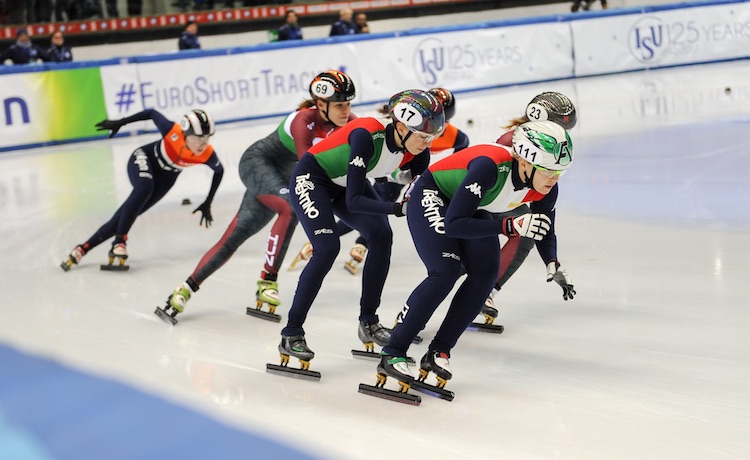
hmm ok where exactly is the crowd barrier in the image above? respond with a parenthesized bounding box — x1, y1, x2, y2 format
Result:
(1, 0, 749, 152)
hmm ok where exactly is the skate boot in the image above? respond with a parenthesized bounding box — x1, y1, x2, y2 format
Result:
(101, 240, 129, 271)
(358, 320, 391, 349)
(419, 350, 452, 387)
(378, 353, 416, 383)
(343, 243, 367, 275)
(248, 279, 282, 322)
(288, 242, 313, 270)
(352, 320, 396, 359)
(411, 350, 456, 401)
(155, 283, 191, 325)
(358, 353, 421, 405)
(467, 292, 504, 333)
(266, 335, 321, 381)
(256, 280, 280, 312)
(481, 296, 499, 325)
(60, 245, 86, 271)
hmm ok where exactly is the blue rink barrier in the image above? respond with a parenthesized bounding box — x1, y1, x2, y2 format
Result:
(0, 343, 317, 460)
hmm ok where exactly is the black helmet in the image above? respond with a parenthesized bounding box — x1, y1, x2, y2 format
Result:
(180, 109, 215, 137)
(309, 70, 356, 102)
(428, 87, 455, 121)
(525, 92, 577, 130)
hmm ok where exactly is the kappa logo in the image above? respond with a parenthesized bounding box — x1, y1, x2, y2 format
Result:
(349, 156, 366, 168)
(465, 182, 482, 197)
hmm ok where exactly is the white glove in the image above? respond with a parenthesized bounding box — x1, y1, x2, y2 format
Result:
(502, 213, 551, 241)
(546, 261, 576, 300)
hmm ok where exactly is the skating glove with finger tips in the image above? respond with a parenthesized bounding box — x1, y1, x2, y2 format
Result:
(193, 200, 213, 228)
(95, 119, 124, 138)
(546, 260, 576, 300)
(502, 213, 551, 241)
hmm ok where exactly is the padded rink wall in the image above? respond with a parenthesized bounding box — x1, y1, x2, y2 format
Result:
(1, 0, 749, 152)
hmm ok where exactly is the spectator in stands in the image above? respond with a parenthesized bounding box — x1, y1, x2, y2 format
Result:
(1, 28, 50, 65)
(104, 0, 118, 18)
(178, 21, 201, 50)
(571, 0, 608, 12)
(355, 12, 369, 34)
(278, 10, 302, 41)
(47, 30, 73, 62)
(329, 8, 356, 36)
(128, 0, 142, 17)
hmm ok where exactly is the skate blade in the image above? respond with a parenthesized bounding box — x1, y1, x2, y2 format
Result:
(351, 350, 415, 363)
(343, 262, 358, 275)
(287, 254, 306, 270)
(358, 383, 421, 405)
(266, 363, 321, 381)
(466, 322, 504, 334)
(411, 380, 455, 401)
(100, 264, 130, 271)
(154, 307, 178, 325)
(246, 307, 281, 323)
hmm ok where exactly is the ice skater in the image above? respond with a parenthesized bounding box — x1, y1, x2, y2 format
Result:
(61, 108, 222, 271)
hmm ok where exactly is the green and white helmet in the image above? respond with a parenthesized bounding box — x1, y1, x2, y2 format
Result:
(511, 120, 573, 171)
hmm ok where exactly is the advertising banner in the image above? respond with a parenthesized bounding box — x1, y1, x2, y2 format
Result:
(354, 22, 574, 102)
(99, 47, 362, 132)
(572, 2, 750, 76)
(1, 68, 107, 150)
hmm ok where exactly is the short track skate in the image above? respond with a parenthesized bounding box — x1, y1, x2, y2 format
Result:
(246, 303, 281, 322)
(411, 378, 455, 401)
(467, 302, 504, 333)
(287, 242, 312, 270)
(60, 259, 75, 271)
(358, 373, 421, 406)
(248, 281, 282, 322)
(467, 312, 504, 334)
(154, 302, 180, 325)
(410, 352, 455, 401)
(100, 254, 129, 271)
(351, 343, 415, 363)
(266, 353, 321, 381)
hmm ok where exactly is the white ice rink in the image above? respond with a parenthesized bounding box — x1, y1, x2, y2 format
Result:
(2, 58, 750, 458)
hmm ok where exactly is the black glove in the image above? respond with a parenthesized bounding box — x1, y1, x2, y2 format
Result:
(546, 261, 576, 300)
(95, 119, 124, 138)
(393, 201, 407, 218)
(192, 200, 213, 228)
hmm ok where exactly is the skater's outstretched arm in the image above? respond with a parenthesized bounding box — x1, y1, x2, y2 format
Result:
(95, 109, 172, 138)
